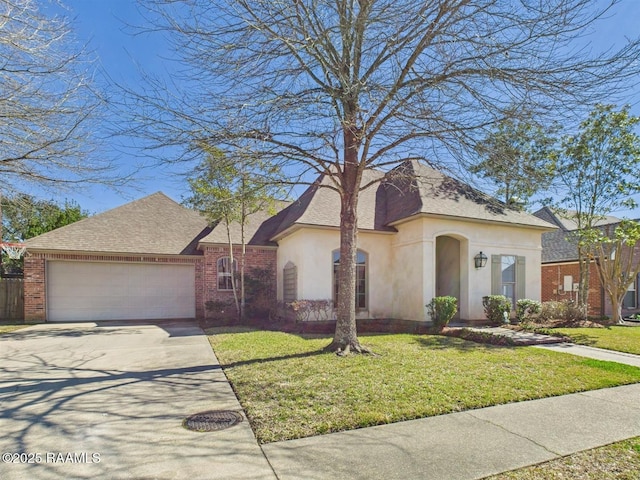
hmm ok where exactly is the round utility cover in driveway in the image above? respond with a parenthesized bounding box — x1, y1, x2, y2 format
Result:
(183, 410, 244, 432)
(47, 261, 195, 321)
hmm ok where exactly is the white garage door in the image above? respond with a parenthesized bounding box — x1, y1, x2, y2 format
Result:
(47, 261, 196, 322)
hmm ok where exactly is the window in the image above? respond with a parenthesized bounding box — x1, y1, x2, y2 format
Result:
(217, 257, 237, 291)
(333, 250, 367, 309)
(501, 255, 517, 307)
(491, 255, 525, 308)
(623, 275, 637, 309)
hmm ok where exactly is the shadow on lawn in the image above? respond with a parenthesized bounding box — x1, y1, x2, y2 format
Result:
(218, 349, 329, 369)
(412, 335, 485, 352)
(561, 333, 598, 346)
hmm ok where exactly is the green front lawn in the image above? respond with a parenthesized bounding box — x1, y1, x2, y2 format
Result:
(547, 326, 640, 355)
(207, 328, 640, 444)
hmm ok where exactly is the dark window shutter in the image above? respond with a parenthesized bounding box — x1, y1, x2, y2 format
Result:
(283, 262, 297, 303)
(491, 255, 501, 295)
(516, 256, 526, 301)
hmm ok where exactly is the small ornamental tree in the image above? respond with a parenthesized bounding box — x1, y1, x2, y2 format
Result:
(185, 144, 285, 320)
(583, 220, 640, 324)
(552, 104, 640, 316)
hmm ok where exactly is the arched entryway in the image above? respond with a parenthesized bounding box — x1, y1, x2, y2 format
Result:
(436, 235, 462, 319)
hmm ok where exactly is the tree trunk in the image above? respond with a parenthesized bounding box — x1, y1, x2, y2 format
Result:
(240, 200, 246, 322)
(325, 140, 370, 355)
(225, 218, 241, 321)
(576, 245, 590, 319)
(611, 294, 624, 324)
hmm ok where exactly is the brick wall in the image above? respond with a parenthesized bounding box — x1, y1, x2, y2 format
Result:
(23, 256, 46, 322)
(201, 245, 277, 318)
(541, 261, 603, 316)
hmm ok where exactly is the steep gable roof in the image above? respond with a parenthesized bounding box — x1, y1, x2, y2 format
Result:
(25, 192, 211, 255)
(269, 161, 554, 240)
(534, 207, 625, 263)
(384, 161, 554, 228)
(270, 169, 394, 240)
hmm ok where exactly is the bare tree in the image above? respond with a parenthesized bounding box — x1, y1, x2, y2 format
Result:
(124, 0, 640, 354)
(0, 0, 112, 199)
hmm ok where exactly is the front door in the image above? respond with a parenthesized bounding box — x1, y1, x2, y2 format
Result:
(436, 236, 460, 319)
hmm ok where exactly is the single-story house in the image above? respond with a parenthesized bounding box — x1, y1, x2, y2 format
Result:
(535, 206, 640, 318)
(24, 160, 554, 323)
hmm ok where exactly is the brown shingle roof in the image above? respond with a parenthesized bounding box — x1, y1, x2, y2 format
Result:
(25, 192, 211, 255)
(271, 161, 554, 239)
(270, 169, 396, 240)
(384, 161, 554, 228)
(198, 200, 290, 247)
(25, 163, 556, 256)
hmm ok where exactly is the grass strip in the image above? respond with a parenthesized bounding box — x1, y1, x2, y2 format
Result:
(546, 326, 640, 355)
(0, 324, 28, 335)
(488, 436, 640, 479)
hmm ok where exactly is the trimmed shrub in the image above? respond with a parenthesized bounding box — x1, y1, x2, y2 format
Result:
(538, 300, 565, 322)
(244, 266, 277, 318)
(288, 299, 334, 322)
(563, 301, 585, 322)
(538, 300, 585, 322)
(482, 295, 512, 325)
(205, 299, 238, 323)
(516, 299, 542, 323)
(426, 296, 458, 331)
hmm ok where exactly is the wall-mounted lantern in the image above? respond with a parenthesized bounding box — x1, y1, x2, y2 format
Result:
(474, 251, 488, 269)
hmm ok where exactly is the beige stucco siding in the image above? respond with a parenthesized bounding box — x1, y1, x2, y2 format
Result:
(276, 228, 394, 318)
(276, 216, 544, 322)
(393, 216, 543, 321)
(388, 219, 428, 321)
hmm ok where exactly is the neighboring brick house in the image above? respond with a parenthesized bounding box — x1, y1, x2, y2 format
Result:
(535, 207, 640, 319)
(23, 161, 555, 323)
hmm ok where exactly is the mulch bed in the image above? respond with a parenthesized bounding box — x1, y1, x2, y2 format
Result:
(441, 327, 519, 346)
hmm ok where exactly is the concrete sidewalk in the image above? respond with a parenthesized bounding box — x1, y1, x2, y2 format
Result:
(262, 338, 640, 480)
(263, 384, 640, 480)
(535, 342, 640, 368)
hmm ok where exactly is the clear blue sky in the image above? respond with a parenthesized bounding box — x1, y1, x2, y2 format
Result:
(49, 0, 640, 216)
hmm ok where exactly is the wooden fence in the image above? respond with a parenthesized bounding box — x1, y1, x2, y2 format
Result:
(0, 278, 24, 321)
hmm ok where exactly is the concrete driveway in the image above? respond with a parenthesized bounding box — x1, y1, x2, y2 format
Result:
(0, 322, 275, 480)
